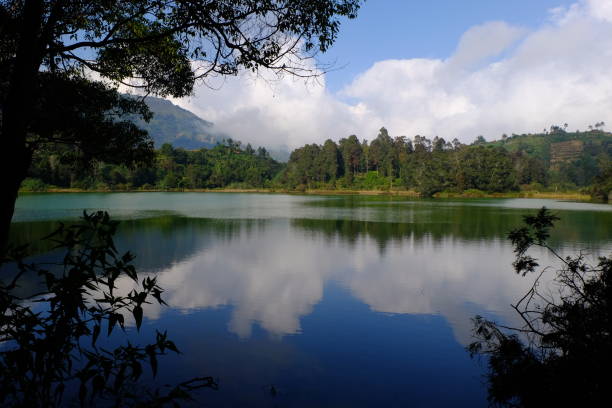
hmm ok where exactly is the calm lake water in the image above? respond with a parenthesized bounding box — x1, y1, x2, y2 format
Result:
(8, 193, 612, 407)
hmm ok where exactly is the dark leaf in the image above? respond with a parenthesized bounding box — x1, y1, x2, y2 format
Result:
(133, 306, 143, 331)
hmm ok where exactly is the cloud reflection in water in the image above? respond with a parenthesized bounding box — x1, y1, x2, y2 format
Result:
(118, 217, 550, 344)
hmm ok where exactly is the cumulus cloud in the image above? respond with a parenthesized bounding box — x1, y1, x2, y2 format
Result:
(171, 69, 372, 150)
(173, 0, 612, 148)
(446, 21, 527, 70)
(588, 0, 612, 22)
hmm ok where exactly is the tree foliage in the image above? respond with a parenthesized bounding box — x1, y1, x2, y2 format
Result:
(26, 140, 282, 190)
(589, 156, 612, 202)
(1, 0, 363, 92)
(26, 74, 155, 167)
(0, 0, 363, 249)
(281, 129, 610, 196)
(0, 211, 217, 407)
(469, 208, 612, 407)
(282, 131, 528, 195)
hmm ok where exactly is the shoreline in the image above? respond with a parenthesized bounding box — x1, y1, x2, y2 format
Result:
(20, 188, 594, 201)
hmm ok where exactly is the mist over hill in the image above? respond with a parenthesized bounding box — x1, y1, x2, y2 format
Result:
(130, 96, 223, 150)
(131, 96, 290, 162)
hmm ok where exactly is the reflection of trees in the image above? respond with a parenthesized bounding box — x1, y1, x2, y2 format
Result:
(114, 217, 268, 272)
(8, 217, 269, 271)
(3, 217, 269, 298)
(292, 206, 612, 254)
(294, 209, 525, 254)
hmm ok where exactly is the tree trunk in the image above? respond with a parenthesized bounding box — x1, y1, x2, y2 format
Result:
(0, 0, 44, 252)
(0, 147, 31, 251)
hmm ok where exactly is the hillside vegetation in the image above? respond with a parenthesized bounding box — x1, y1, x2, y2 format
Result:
(21, 125, 611, 201)
(279, 128, 611, 199)
(132, 96, 224, 150)
(24, 141, 281, 191)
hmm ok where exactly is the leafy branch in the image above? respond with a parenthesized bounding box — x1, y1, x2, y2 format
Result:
(469, 207, 611, 407)
(0, 211, 217, 407)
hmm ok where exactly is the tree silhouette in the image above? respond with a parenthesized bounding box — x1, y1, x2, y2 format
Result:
(469, 208, 611, 407)
(0, 211, 217, 407)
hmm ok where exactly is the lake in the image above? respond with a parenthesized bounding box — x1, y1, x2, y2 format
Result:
(8, 193, 612, 407)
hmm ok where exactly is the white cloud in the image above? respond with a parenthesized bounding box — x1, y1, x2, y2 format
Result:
(173, 0, 612, 148)
(588, 0, 612, 22)
(446, 21, 527, 70)
(172, 70, 372, 150)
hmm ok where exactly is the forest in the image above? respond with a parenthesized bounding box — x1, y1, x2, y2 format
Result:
(24, 139, 282, 191)
(281, 127, 611, 198)
(21, 127, 611, 200)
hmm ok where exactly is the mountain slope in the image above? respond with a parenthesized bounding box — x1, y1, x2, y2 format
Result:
(488, 131, 612, 164)
(132, 96, 224, 149)
(130, 96, 290, 161)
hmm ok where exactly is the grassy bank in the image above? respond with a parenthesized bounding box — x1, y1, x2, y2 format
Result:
(433, 190, 592, 200)
(31, 187, 418, 196)
(20, 187, 595, 201)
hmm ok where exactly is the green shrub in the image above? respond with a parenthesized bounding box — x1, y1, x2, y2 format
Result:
(19, 178, 47, 192)
(461, 189, 487, 197)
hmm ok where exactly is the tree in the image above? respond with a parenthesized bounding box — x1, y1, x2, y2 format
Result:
(413, 135, 431, 153)
(473, 135, 487, 145)
(513, 151, 547, 187)
(339, 134, 363, 183)
(0, 0, 363, 249)
(469, 208, 612, 406)
(412, 144, 449, 197)
(590, 158, 612, 202)
(432, 136, 446, 152)
(368, 127, 395, 177)
(321, 139, 341, 183)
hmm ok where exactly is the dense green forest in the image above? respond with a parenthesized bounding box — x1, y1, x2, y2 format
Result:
(24, 140, 282, 190)
(22, 127, 611, 200)
(281, 127, 611, 197)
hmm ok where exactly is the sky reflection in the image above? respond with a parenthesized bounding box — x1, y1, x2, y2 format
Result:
(10, 195, 612, 406)
(113, 217, 560, 346)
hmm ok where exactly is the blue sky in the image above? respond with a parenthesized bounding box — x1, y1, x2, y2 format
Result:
(179, 0, 612, 148)
(324, 0, 576, 92)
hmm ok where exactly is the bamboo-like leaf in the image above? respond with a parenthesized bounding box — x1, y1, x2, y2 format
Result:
(92, 324, 101, 347)
(133, 306, 143, 330)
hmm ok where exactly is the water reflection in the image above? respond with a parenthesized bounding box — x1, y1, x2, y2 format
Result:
(8, 195, 612, 407)
(101, 217, 577, 346)
(9, 206, 611, 346)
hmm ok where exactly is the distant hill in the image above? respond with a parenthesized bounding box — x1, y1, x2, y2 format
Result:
(129, 96, 225, 150)
(488, 130, 612, 165)
(129, 96, 289, 162)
